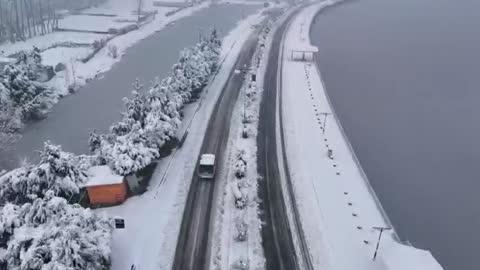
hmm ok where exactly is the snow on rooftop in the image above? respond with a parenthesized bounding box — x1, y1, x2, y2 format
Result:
(200, 154, 215, 165)
(84, 165, 125, 187)
(291, 44, 318, 52)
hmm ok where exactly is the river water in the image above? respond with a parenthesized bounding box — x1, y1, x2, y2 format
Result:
(0, 3, 260, 170)
(311, 0, 480, 269)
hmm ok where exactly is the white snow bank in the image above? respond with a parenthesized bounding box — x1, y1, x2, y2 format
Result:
(379, 236, 444, 270)
(280, 1, 443, 270)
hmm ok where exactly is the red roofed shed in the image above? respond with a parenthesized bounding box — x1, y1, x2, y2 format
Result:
(84, 166, 128, 206)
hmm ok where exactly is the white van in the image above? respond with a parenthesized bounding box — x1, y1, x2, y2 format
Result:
(198, 154, 216, 180)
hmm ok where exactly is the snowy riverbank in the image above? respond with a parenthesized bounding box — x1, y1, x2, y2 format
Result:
(279, 1, 443, 270)
(0, 0, 208, 109)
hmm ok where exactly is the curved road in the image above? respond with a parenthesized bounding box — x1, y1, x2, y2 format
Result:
(257, 8, 313, 270)
(172, 28, 259, 270)
(173, 7, 317, 270)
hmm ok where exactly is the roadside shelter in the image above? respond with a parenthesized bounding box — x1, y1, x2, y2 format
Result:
(84, 166, 128, 206)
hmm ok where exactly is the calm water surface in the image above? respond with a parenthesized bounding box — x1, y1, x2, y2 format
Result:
(311, 0, 480, 269)
(0, 3, 260, 170)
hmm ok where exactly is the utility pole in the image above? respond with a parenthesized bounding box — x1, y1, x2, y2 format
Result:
(372, 226, 392, 261)
(197, 27, 203, 42)
(137, 0, 142, 22)
(318, 112, 332, 134)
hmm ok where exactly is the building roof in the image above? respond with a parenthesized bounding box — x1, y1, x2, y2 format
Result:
(200, 154, 215, 166)
(292, 44, 319, 53)
(83, 165, 124, 187)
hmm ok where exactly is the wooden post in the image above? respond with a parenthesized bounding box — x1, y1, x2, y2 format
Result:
(372, 226, 392, 261)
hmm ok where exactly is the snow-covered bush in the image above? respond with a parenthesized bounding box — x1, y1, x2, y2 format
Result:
(231, 258, 249, 270)
(99, 129, 159, 176)
(0, 193, 113, 270)
(231, 182, 247, 209)
(234, 150, 247, 179)
(245, 83, 257, 99)
(0, 50, 53, 122)
(108, 44, 119, 59)
(2, 63, 44, 107)
(0, 142, 87, 205)
(15, 47, 43, 81)
(0, 102, 22, 133)
(90, 29, 221, 176)
(93, 38, 108, 51)
(234, 218, 248, 242)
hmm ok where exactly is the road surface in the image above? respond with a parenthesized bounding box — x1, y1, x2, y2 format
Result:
(172, 28, 260, 270)
(257, 8, 313, 270)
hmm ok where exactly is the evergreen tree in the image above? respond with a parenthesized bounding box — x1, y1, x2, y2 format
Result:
(0, 142, 87, 205)
(0, 194, 113, 270)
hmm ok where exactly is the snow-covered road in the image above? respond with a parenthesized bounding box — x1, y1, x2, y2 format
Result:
(94, 9, 269, 270)
(279, 1, 443, 270)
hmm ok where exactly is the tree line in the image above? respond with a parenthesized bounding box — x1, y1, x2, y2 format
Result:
(90, 29, 222, 176)
(0, 0, 105, 43)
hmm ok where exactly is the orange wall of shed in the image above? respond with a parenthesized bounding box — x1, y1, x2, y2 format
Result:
(87, 181, 127, 205)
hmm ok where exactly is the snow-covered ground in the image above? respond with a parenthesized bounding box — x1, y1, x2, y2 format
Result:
(93, 7, 268, 270)
(219, 0, 267, 5)
(58, 15, 134, 32)
(44, 1, 207, 95)
(0, 0, 205, 101)
(279, 1, 443, 270)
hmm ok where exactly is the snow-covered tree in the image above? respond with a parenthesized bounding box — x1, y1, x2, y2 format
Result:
(2, 63, 42, 106)
(0, 142, 87, 205)
(234, 150, 247, 179)
(0, 55, 52, 121)
(234, 218, 248, 242)
(92, 31, 222, 175)
(122, 90, 148, 127)
(88, 130, 102, 153)
(0, 193, 113, 270)
(100, 128, 159, 176)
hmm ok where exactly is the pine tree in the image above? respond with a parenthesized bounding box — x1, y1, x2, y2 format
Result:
(0, 142, 87, 205)
(0, 194, 113, 270)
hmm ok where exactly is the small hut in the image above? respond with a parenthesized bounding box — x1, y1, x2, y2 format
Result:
(84, 166, 128, 206)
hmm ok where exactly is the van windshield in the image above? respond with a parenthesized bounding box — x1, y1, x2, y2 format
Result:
(199, 164, 214, 175)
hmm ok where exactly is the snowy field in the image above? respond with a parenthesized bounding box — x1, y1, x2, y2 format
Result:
(93, 7, 268, 270)
(0, 0, 200, 100)
(42, 2, 208, 97)
(58, 15, 135, 32)
(41, 47, 92, 67)
(0, 32, 103, 56)
(279, 1, 443, 270)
